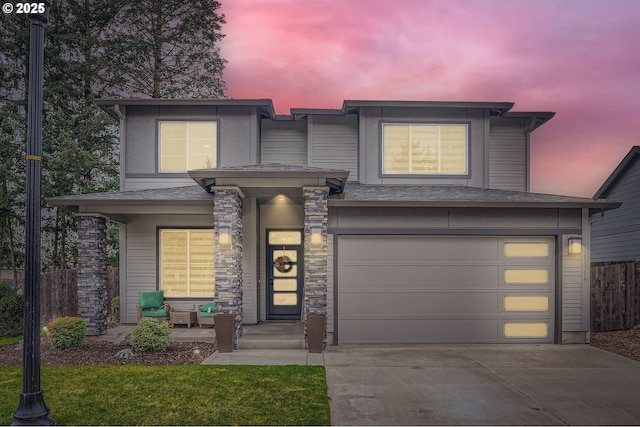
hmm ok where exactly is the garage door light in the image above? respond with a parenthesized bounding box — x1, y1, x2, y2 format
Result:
(568, 237, 582, 255)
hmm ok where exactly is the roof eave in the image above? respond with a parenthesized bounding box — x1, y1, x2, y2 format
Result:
(95, 98, 277, 119)
(499, 111, 556, 131)
(188, 169, 350, 193)
(341, 100, 515, 114)
(328, 199, 622, 212)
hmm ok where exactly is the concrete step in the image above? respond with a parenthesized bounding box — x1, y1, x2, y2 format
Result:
(237, 335, 305, 350)
(237, 321, 304, 350)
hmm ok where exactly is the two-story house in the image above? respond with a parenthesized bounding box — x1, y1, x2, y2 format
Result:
(47, 99, 619, 348)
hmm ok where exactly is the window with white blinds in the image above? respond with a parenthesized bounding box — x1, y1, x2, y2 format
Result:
(159, 121, 217, 172)
(382, 123, 468, 174)
(159, 229, 215, 297)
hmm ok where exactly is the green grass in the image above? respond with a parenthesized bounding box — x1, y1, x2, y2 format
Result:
(0, 336, 21, 346)
(0, 365, 330, 425)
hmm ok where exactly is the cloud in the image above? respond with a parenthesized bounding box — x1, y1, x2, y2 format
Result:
(219, 0, 640, 196)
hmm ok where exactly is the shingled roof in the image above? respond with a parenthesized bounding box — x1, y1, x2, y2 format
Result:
(47, 181, 620, 216)
(329, 183, 620, 214)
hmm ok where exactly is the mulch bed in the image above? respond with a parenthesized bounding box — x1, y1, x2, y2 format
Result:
(0, 338, 215, 366)
(590, 329, 640, 362)
(2, 330, 639, 366)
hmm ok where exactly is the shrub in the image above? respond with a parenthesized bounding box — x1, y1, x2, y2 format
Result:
(47, 317, 87, 350)
(107, 296, 121, 328)
(0, 281, 24, 337)
(131, 317, 171, 352)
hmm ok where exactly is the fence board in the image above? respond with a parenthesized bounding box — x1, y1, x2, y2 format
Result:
(591, 261, 640, 332)
(36, 268, 119, 324)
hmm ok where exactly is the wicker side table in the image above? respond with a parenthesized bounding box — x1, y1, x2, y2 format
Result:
(170, 310, 197, 328)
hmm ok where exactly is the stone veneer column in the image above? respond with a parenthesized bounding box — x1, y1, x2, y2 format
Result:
(212, 186, 244, 349)
(77, 214, 108, 336)
(303, 186, 329, 350)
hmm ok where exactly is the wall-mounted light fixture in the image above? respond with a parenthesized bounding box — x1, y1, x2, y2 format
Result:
(219, 227, 231, 249)
(310, 226, 322, 248)
(568, 237, 582, 255)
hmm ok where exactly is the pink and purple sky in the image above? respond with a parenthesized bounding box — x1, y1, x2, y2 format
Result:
(218, 0, 640, 198)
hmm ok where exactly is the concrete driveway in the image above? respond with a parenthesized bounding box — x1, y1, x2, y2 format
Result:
(324, 344, 640, 425)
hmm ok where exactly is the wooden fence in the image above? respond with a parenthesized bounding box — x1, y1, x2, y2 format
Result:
(591, 261, 640, 332)
(39, 268, 119, 323)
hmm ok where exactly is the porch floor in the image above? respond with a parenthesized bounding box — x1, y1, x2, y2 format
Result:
(98, 320, 304, 348)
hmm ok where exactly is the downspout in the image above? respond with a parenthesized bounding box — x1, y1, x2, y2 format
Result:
(524, 117, 540, 193)
(113, 104, 125, 191)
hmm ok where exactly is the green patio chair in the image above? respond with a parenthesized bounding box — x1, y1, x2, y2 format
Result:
(197, 303, 216, 328)
(136, 290, 170, 322)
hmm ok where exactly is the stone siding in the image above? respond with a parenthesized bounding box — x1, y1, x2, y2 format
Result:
(212, 187, 244, 349)
(77, 215, 108, 336)
(303, 186, 329, 349)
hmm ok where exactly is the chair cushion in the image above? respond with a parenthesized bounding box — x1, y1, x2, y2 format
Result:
(142, 308, 168, 318)
(139, 291, 164, 310)
(200, 303, 216, 313)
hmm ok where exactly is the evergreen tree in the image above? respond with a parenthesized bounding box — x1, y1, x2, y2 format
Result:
(40, 0, 121, 269)
(106, 0, 227, 98)
(0, 14, 30, 283)
(0, 0, 228, 272)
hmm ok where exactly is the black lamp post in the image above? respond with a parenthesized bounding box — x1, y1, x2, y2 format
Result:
(13, 1, 54, 425)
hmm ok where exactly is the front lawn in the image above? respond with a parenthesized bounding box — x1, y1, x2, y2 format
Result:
(0, 365, 330, 425)
(0, 337, 21, 347)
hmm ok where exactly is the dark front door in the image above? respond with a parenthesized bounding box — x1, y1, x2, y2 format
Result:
(267, 230, 303, 320)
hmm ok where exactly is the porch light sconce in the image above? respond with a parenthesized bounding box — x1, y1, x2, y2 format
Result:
(310, 226, 322, 248)
(568, 237, 582, 255)
(218, 227, 232, 249)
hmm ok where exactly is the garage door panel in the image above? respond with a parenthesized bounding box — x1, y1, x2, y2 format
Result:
(337, 236, 554, 344)
(340, 318, 499, 343)
(339, 265, 499, 289)
(340, 236, 500, 261)
(339, 291, 499, 315)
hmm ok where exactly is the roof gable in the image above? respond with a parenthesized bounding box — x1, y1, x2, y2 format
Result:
(594, 146, 640, 198)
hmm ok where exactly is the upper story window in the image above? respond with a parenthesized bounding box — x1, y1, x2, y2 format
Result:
(382, 123, 468, 175)
(159, 121, 217, 172)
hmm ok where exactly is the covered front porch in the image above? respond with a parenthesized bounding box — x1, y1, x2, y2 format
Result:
(47, 164, 349, 352)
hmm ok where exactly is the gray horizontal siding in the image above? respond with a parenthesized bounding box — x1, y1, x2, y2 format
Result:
(123, 177, 196, 191)
(261, 119, 307, 165)
(592, 159, 640, 262)
(562, 236, 584, 331)
(310, 115, 358, 179)
(489, 120, 527, 191)
(123, 214, 214, 323)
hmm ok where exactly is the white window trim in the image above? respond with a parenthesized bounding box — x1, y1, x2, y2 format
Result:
(381, 122, 469, 176)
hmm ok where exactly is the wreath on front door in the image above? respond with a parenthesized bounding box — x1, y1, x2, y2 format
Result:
(274, 255, 293, 273)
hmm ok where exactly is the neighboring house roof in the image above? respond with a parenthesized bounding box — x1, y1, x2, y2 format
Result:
(329, 182, 620, 215)
(593, 146, 640, 199)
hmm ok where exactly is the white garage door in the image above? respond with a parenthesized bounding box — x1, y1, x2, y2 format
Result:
(337, 236, 555, 344)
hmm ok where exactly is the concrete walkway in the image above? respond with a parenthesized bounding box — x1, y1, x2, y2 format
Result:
(324, 344, 640, 426)
(202, 349, 324, 365)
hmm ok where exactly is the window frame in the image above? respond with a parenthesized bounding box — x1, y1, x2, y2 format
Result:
(157, 227, 215, 299)
(379, 121, 471, 177)
(156, 119, 220, 174)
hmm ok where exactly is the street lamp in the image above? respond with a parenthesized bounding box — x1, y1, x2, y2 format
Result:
(13, 1, 55, 425)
